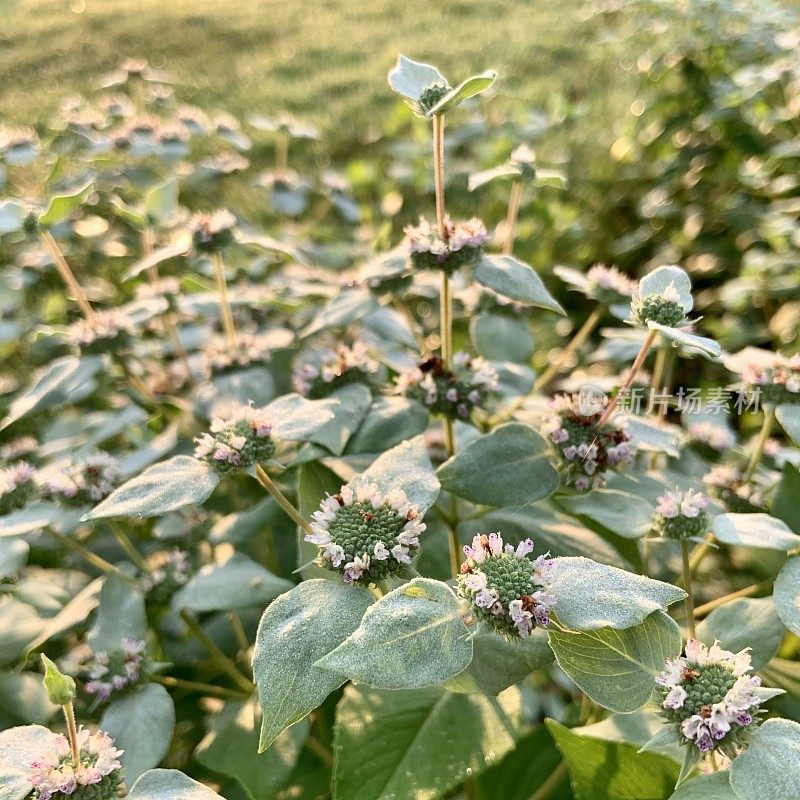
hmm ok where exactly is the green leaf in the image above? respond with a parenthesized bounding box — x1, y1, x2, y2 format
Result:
(427, 70, 498, 116)
(771, 463, 800, 532)
(144, 178, 179, 224)
(195, 698, 308, 800)
(0, 200, 27, 234)
(468, 164, 523, 191)
(333, 683, 522, 800)
(266, 393, 339, 442)
(445, 629, 553, 695)
(647, 322, 721, 360)
(172, 552, 291, 613)
(548, 611, 682, 713)
(546, 719, 680, 800)
(474, 255, 565, 312)
(0, 672, 54, 725)
(297, 462, 345, 580)
(306, 384, 372, 455)
(696, 597, 784, 669)
(774, 556, 800, 636)
(669, 772, 737, 799)
(100, 684, 175, 785)
(0, 598, 44, 668)
(1, 356, 102, 430)
(638, 265, 693, 313)
(471, 313, 535, 362)
(676, 745, 702, 787)
(775, 404, 800, 446)
(301, 289, 378, 338)
(88, 574, 147, 652)
(123, 242, 188, 281)
(550, 557, 686, 630)
(83, 456, 221, 521)
(0, 725, 56, 800)
(38, 182, 93, 227)
(345, 397, 428, 454)
(729, 718, 800, 800)
(127, 769, 224, 800)
(712, 513, 800, 551)
(559, 489, 654, 539)
(252, 579, 373, 752)
(317, 578, 472, 689)
(0, 538, 28, 575)
(438, 423, 558, 507)
(358, 435, 440, 514)
(387, 55, 446, 98)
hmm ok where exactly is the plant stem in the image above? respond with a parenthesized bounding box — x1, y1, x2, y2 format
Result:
(534, 306, 603, 393)
(503, 179, 523, 255)
(443, 417, 456, 459)
(527, 762, 568, 800)
(681, 540, 696, 639)
(212, 250, 238, 349)
(179, 609, 255, 694)
(276, 131, 289, 173)
(49, 529, 133, 581)
(62, 701, 80, 767)
(255, 464, 314, 538)
(40, 230, 98, 323)
(391, 298, 426, 354)
(709, 750, 719, 772)
(229, 611, 250, 654)
(596, 329, 658, 428)
(150, 674, 250, 700)
(432, 113, 452, 370)
(744, 405, 775, 482)
(694, 579, 772, 619)
(109, 522, 149, 573)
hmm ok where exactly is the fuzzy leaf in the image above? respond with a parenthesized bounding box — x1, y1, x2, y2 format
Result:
(668, 772, 737, 799)
(638, 265, 693, 312)
(712, 513, 800, 551)
(0, 200, 27, 234)
(427, 70, 498, 116)
(474, 255, 565, 312)
(0, 725, 55, 800)
(647, 322, 721, 359)
(774, 556, 800, 636)
(775, 404, 800, 445)
(39, 182, 93, 227)
(729, 719, 800, 800)
(127, 769, 224, 800)
(88, 574, 147, 652)
(266, 393, 339, 441)
(387, 55, 446, 104)
(560, 489, 653, 539)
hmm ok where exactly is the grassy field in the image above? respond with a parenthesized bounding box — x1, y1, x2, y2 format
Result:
(0, 0, 635, 144)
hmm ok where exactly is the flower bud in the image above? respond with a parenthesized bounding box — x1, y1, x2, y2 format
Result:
(41, 654, 76, 706)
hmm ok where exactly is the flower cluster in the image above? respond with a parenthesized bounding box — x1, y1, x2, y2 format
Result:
(202, 332, 273, 376)
(84, 638, 148, 702)
(457, 533, 555, 639)
(741, 353, 800, 406)
(0, 461, 37, 515)
(404, 216, 488, 274)
(653, 488, 710, 540)
(0, 436, 38, 461)
(38, 453, 122, 506)
(190, 209, 237, 253)
(630, 281, 689, 328)
(68, 309, 136, 355)
(28, 728, 123, 800)
(306, 482, 425, 585)
(194, 404, 276, 473)
(292, 342, 379, 398)
(687, 421, 735, 453)
(395, 353, 498, 420)
(543, 394, 634, 490)
(141, 549, 191, 606)
(656, 639, 766, 754)
(703, 465, 765, 512)
(586, 264, 637, 307)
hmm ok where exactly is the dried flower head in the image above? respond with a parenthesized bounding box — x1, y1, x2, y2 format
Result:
(68, 309, 137, 355)
(395, 353, 498, 420)
(741, 353, 800, 406)
(702, 465, 766, 513)
(0, 461, 37, 515)
(543, 393, 634, 490)
(84, 638, 148, 702)
(306, 482, 425, 585)
(457, 532, 555, 638)
(194, 404, 276, 473)
(28, 727, 123, 800)
(656, 639, 767, 755)
(292, 342, 380, 398)
(37, 453, 122, 506)
(190, 209, 237, 253)
(405, 216, 488, 274)
(653, 488, 710, 540)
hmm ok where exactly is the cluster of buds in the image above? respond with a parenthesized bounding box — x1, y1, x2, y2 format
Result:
(28, 728, 124, 800)
(141, 549, 191, 606)
(190, 209, 237, 253)
(306, 482, 425, 585)
(687, 421, 735, 453)
(0, 461, 37, 515)
(202, 332, 273, 376)
(630, 281, 689, 328)
(585, 264, 637, 307)
(543, 393, 634, 490)
(741, 354, 800, 406)
(702, 465, 765, 512)
(292, 342, 380, 398)
(405, 216, 488, 274)
(656, 639, 766, 755)
(194, 404, 276, 473)
(38, 453, 122, 506)
(457, 533, 555, 639)
(395, 353, 498, 420)
(84, 638, 148, 702)
(68, 309, 136, 355)
(653, 488, 710, 540)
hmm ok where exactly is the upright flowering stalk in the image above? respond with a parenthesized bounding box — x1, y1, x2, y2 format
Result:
(656, 640, 769, 759)
(653, 488, 710, 637)
(456, 532, 555, 638)
(67, 309, 137, 356)
(306, 482, 425, 585)
(388, 55, 496, 457)
(404, 216, 489, 274)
